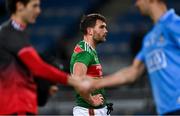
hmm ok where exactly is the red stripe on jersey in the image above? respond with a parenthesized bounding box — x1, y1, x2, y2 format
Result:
(87, 64, 103, 77)
(74, 45, 84, 53)
(88, 109, 95, 116)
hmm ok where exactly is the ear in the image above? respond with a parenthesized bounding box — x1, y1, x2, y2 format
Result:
(87, 27, 93, 35)
(16, 2, 25, 12)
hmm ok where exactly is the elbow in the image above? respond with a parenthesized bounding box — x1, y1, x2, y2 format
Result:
(29, 67, 38, 76)
(28, 65, 42, 77)
(31, 69, 39, 76)
(126, 69, 140, 84)
(126, 76, 137, 84)
(129, 77, 136, 83)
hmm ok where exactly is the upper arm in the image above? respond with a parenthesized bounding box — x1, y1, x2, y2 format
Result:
(73, 62, 87, 77)
(18, 46, 45, 73)
(72, 51, 93, 77)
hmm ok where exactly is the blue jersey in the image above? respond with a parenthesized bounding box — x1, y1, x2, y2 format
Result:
(136, 9, 180, 115)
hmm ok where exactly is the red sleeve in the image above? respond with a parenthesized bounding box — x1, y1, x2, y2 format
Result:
(18, 46, 68, 85)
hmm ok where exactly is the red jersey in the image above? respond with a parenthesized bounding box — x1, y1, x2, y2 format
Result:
(0, 20, 37, 114)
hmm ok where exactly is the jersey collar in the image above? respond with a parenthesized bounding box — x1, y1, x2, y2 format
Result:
(159, 9, 175, 23)
(83, 40, 96, 51)
(11, 19, 26, 31)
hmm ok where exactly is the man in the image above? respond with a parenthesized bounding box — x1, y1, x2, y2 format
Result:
(90, 0, 180, 115)
(70, 14, 110, 116)
(0, 0, 90, 115)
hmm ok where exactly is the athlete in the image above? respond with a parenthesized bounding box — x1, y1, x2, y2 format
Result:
(91, 0, 180, 115)
(70, 13, 111, 116)
(0, 0, 90, 114)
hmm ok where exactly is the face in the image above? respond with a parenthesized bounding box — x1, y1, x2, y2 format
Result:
(135, 0, 151, 15)
(18, 0, 41, 24)
(92, 19, 108, 44)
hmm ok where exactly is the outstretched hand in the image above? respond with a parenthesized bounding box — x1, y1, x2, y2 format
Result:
(68, 74, 105, 106)
(69, 75, 96, 94)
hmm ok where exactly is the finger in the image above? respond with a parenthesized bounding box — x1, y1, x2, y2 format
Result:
(99, 100, 104, 105)
(96, 94, 103, 98)
(97, 94, 104, 100)
(100, 96, 104, 101)
(97, 94, 103, 97)
(97, 97, 104, 103)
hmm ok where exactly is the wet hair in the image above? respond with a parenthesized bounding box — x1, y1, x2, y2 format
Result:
(6, 0, 30, 15)
(80, 13, 106, 35)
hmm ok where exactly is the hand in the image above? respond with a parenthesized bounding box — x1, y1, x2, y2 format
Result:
(68, 75, 96, 95)
(68, 75, 103, 106)
(89, 94, 104, 107)
(49, 85, 59, 96)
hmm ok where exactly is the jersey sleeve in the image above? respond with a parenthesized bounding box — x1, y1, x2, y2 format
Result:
(74, 51, 93, 67)
(18, 46, 68, 84)
(135, 47, 145, 63)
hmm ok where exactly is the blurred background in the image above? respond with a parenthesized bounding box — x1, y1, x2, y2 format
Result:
(0, 0, 180, 115)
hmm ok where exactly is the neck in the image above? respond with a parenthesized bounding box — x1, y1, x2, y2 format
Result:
(83, 35, 96, 49)
(149, 2, 167, 23)
(11, 14, 27, 27)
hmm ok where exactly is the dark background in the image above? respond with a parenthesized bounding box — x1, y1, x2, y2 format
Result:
(0, 0, 180, 115)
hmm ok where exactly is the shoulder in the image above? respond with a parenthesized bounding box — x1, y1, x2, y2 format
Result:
(164, 12, 180, 31)
(73, 41, 84, 54)
(0, 21, 8, 40)
(0, 20, 11, 35)
(74, 41, 92, 54)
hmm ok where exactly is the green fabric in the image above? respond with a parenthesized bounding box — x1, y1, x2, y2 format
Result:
(70, 41, 107, 109)
(74, 51, 93, 67)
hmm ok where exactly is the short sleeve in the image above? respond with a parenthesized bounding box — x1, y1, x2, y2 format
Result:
(135, 48, 145, 63)
(74, 51, 93, 67)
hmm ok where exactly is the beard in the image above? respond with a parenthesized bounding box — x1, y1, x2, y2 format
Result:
(93, 36, 106, 44)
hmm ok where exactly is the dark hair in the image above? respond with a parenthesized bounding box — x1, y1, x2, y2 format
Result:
(6, 0, 30, 15)
(80, 13, 106, 35)
(159, 0, 166, 3)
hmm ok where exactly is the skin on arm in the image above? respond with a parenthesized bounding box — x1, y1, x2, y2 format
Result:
(94, 59, 145, 89)
(73, 62, 104, 106)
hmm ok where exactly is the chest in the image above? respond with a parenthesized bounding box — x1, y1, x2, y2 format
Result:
(87, 52, 103, 77)
(144, 27, 167, 50)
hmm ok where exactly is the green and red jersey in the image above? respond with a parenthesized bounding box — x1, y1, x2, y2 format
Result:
(70, 41, 106, 108)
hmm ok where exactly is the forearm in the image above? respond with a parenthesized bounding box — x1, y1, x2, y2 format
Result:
(78, 90, 103, 107)
(95, 67, 140, 89)
(72, 62, 103, 106)
(18, 46, 69, 85)
(32, 61, 69, 85)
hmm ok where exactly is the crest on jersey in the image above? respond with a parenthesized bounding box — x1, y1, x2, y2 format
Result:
(74, 45, 84, 53)
(157, 35, 166, 46)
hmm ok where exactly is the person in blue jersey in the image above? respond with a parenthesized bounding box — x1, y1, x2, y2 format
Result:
(87, 0, 180, 115)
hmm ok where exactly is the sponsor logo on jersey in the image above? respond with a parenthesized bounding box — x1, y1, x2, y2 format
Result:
(87, 64, 102, 77)
(146, 49, 167, 73)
